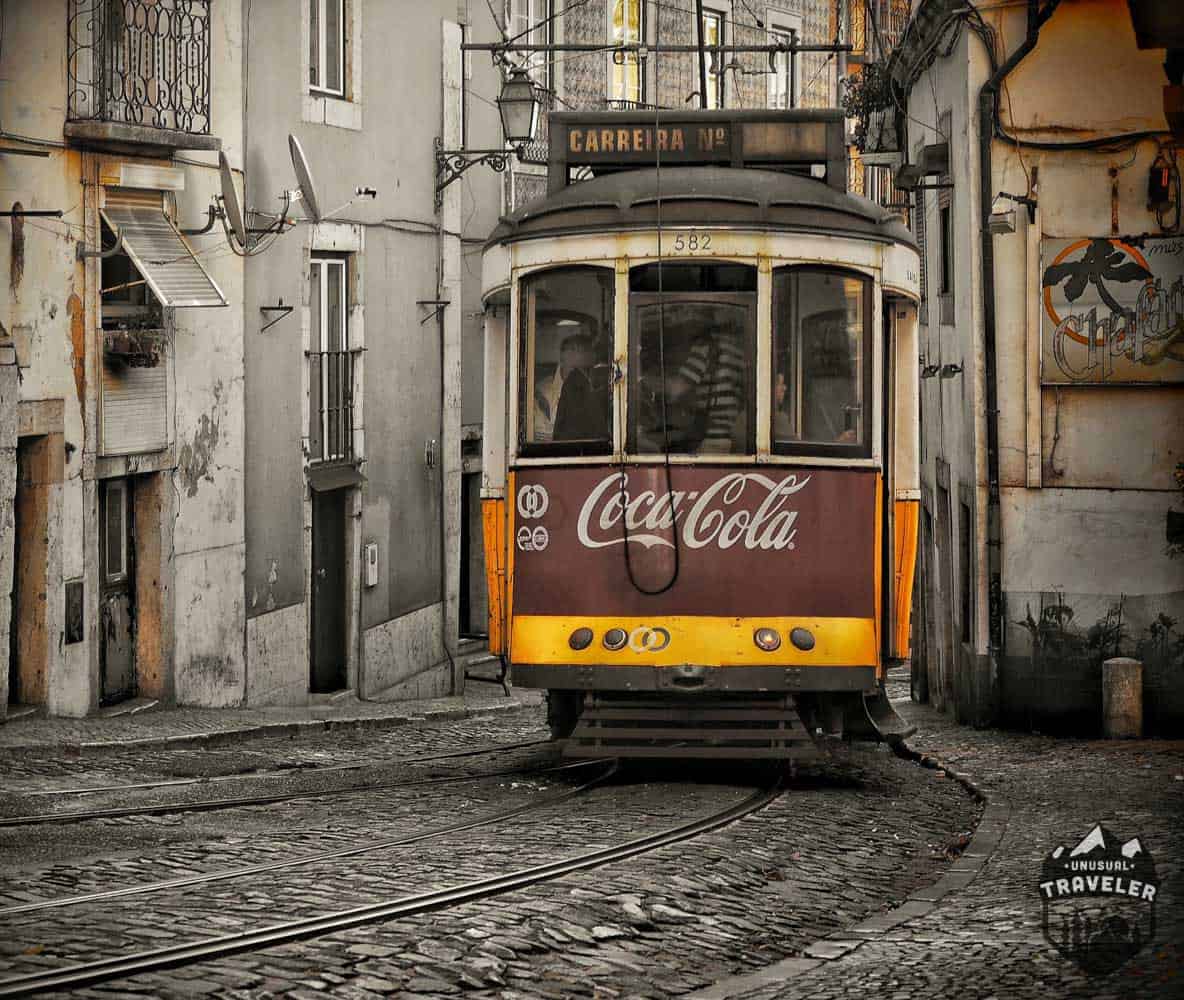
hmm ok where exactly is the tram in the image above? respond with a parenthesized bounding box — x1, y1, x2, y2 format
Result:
(479, 110, 920, 758)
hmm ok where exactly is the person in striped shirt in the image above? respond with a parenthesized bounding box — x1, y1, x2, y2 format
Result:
(667, 327, 748, 454)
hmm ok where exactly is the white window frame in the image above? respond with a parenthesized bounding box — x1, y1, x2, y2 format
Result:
(310, 0, 346, 98)
(510, 0, 552, 85)
(702, 8, 725, 109)
(310, 256, 349, 462)
(607, 0, 644, 105)
(766, 8, 803, 110)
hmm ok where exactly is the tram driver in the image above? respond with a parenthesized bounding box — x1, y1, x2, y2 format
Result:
(661, 325, 747, 454)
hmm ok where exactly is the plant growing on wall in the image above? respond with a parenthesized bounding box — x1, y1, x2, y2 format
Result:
(840, 62, 894, 153)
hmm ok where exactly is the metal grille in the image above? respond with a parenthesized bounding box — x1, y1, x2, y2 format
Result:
(309, 349, 358, 465)
(101, 348, 168, 456)
(67, 0, 212, 134)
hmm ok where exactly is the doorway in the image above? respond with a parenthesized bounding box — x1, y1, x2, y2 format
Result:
(9, 436, 52, 706)
(311, 487, 348, 692)
(99, 477, 136, 704)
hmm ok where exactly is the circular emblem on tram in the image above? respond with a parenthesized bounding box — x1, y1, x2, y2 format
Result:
(531, 526, 549, 552)
(517, 483, 549, 520)
(628, 626, 671, 653)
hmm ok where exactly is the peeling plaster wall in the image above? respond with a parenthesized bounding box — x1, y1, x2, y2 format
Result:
(242, 1, 480, 704)
(0, 3, 90, 716)
(1, 2, 246, 715)
(909, 0, 1184, 733)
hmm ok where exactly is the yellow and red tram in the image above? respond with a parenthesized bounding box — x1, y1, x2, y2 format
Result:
(479, 111, 920, 758)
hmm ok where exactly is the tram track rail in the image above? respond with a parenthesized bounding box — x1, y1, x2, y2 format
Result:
(0, 760, 611, 918)
(0, 776, 780, 997)
(9, 738, 551, 799)
(0, 742, 558, 828)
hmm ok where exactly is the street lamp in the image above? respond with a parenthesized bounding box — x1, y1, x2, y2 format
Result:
(435, 67, 541, 209)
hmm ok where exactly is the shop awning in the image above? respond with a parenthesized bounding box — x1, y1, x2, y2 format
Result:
(100, 189, 227, 308)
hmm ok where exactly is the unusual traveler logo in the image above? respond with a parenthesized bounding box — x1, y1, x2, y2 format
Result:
(1042, 237, 1184, 383)
(1039, 823, 1160, 975)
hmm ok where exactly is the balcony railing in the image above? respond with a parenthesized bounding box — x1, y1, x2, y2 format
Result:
(309, 349, 359, 465)
(67, 0, 212, 136)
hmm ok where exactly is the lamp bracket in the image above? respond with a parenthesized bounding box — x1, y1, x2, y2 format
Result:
(435, 137, 521, 210)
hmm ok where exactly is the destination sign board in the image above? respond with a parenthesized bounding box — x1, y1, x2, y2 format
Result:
(566, 123, 732, 162)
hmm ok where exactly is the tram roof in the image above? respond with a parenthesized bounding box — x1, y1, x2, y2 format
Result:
(486, 167, 917, 251)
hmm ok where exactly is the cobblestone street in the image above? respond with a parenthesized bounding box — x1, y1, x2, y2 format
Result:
(0, 678, 1176, 998)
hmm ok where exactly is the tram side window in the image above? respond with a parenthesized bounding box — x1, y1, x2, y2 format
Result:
(519, 267, 614, 454)
(772, 269, 870, 455)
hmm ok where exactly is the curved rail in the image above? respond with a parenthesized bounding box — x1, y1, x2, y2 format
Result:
(0, 748, 559, 828)
(0, 760, 611, 917)
(16, 738, 551, 798)
(0, 780, 780, 997)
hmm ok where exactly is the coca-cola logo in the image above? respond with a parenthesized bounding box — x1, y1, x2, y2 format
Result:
(575, 472, 810, 551)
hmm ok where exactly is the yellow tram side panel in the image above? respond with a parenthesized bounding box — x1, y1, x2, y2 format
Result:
(893, 499, 920, 661)
(481, 491, 509, 656)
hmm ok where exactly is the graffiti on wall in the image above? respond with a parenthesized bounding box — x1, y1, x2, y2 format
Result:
(1041, 237, 1184, 384)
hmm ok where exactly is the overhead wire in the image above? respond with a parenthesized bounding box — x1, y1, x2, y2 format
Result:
(619, 0, 679, 597)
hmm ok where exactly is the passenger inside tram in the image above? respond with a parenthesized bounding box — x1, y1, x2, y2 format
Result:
(635, 305, 751, 454)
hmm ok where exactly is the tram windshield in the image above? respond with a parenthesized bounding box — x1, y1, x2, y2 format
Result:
(628, 263, 756, 455)
(519, 267, 614, 454)
(772, 268, 870, 455)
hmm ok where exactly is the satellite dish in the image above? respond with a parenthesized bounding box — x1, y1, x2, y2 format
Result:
(288, 134, 322, 223)
(218, 152, 248, 248)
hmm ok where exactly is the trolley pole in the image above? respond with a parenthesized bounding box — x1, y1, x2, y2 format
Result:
(695, 0, 708, 110)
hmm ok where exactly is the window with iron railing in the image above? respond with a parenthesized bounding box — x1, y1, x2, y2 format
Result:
(67, 0, 212, 134)
(309, 256, 359, 464)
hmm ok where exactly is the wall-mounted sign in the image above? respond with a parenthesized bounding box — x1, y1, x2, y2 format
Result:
(1041, 236, 1184, 384)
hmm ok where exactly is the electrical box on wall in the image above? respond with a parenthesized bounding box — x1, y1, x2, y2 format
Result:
(364, 542, 379, 588)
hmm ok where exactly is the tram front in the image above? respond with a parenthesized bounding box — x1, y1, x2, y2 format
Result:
(480, 111, 921, 758)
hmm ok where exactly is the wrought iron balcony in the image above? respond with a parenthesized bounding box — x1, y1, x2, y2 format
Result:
(66, 0, 219, 151)
(309, 349, 359, 465)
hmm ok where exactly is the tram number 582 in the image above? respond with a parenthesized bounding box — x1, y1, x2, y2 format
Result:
(672, 232, 712, 253)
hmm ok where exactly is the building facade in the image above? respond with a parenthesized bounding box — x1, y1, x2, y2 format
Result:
(890, 0, 1184, 733)
(1, 1, 246, 717)
(1, 1, 502, 717)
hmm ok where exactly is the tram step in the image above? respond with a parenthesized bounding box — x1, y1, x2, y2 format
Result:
(563, 693, 820, 760)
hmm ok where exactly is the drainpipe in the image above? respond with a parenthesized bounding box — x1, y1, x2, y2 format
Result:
(977, 0, 1061, 679)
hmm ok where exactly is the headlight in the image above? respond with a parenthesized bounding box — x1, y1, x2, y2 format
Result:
(790, 627, 815, 651)
(568, 627, 594, 651)
(754, 627, 781, 651)
(603, 627, 628, 651)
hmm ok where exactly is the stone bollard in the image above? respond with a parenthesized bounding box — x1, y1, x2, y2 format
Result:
(1102, 657, 1143, 738)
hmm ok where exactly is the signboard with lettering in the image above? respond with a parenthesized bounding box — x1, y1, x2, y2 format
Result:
(511, 465, 876, 618)
(1041, 236, 1184, 384)
(566, 123, 733, 163)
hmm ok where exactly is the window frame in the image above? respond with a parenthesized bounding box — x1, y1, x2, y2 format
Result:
(607, 0, 645, 106)
(510, 0, 554, 89)
(516, 265, 616, 459)
(310, 0, 346, 98)
(767, 22, 799, 110)
(626, 289, 757, 456)
(701, 7, 725, 109)
(310, 254, 351, 464)
(769, 265, 874, 460)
